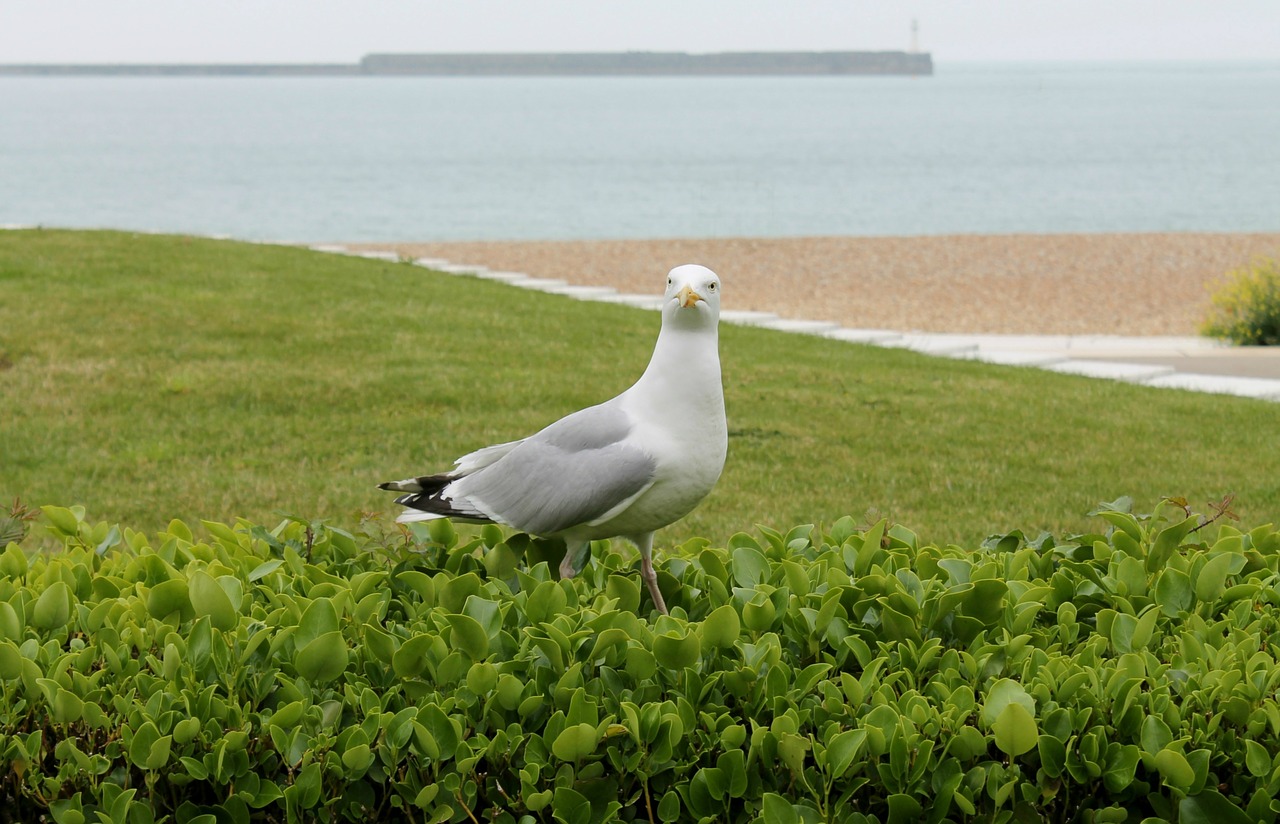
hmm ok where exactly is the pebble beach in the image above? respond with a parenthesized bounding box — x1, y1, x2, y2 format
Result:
(356, 233, 1280, 336)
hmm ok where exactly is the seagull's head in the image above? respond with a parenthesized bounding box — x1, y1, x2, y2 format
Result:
(662, 264, 721, 329)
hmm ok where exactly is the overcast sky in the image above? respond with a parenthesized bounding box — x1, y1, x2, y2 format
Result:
(2, 1, 1278, 64)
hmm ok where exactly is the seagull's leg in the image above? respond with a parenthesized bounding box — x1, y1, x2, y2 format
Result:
(558, 539, 590, 580)
(629, 532, 668, 615)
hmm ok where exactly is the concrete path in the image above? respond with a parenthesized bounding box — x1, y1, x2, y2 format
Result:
(326, 247, 1280, 403)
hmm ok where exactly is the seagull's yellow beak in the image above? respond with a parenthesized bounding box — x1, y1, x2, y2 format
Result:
(677, 284, 704, 308)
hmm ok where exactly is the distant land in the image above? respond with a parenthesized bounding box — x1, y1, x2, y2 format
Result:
(0, 50, 933, 77)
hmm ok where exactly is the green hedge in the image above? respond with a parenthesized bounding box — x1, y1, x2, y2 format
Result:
(3, 502, 1280, 823)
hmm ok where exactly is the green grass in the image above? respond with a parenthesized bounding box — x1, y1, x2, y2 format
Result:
(2, 229, 1278, 547)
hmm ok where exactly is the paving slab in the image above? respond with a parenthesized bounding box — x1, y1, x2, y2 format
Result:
(355, 250, 400, 261)
(824, 328, 903, 344)
(1142, 373, 1280, 400)
(1080, 353, 1280, 381)
(549, 286, 619, 299)
(471, 270, 532, 282)
(719, 310, 780, 326)
(591, 294, 664, 310)
(433, 262, 489, 275)
(756, 319, 841, 336)
(510, 278, 569, 292)
(957, 349, 1069, 367)
(879, 334, 981, 356)
(1043, 360, 1176, 383)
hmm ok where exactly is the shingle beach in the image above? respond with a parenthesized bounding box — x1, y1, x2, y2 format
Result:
(356, 233, 1280, 336)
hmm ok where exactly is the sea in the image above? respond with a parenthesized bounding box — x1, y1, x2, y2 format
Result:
(1, 61, 1278, 242)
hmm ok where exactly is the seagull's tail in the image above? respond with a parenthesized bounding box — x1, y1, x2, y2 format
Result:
(394, 509, 447, 524)
(378, 476, 435, 494)
(379, 473, 494, 525)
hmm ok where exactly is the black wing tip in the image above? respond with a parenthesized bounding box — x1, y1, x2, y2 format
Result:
(393, 492, 493, 524)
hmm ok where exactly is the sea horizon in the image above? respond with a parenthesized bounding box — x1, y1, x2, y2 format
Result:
(2, 61, 1278, 243)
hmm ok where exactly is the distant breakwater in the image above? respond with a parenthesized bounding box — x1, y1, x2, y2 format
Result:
(0, 50, 933, 77)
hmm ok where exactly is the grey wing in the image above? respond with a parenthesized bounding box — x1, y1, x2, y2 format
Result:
(447, 403, 656, 535)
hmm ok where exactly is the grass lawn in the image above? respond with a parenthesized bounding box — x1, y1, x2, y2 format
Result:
(2, 229, 1277, 547)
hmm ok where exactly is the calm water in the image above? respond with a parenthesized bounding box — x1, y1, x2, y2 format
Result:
(2, 62, 1278, 241)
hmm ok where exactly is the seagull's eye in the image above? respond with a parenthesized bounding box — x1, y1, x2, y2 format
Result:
(708, 283, 718, 292)
(667, 278, 673, 286)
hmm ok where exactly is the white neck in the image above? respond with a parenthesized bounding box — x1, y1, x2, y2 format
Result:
(626, 320, 723, 420)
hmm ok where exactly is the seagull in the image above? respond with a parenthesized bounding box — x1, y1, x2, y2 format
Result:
(380, 264, 727, 615)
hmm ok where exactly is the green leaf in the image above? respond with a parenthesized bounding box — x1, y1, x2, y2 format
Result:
(288, 762, 322, 810)
(1154, 749, 1196, 791)
(146, 578, 191, 620)
(269, 700, 306, 730)
(992, 703, 1038, 756)
(1129, 605, 1159, 650)
(980, 679, 1036, 728)
(341, 744, 374, 773)
(128, 722, 166, 770)
(731, 546, 769, 588)
(41, 505, 81, 536)
(1245, 739, 1272, 778)
(1194, 552, 1234, 603)
(189, 571, 237, 631)
(248, 559, 283, 582)
(173, 717, 201, 744)
(52, 687, 84, 724)
(295, 631, 348, 684)
(144, 735, 173, 770)
(761, 793, 800, 824)
(605, 575, 641, 613)
(392, 632, 437, 678)
(1179, 790, 1254, 824)
(699, 604, 740, 649)
(551, 723, 598, 762)
(1141, 716, 1173, 755)
(1154, 568, 1193, 617)
(887, 794, 923, 824)
(0, 543, 29, 579)
(1149, 515, 1199, 571)
(551, 786, 591, 824)
(1104, 744, 1141, 793)
(653, 630, 701, 670)
(32, 581, 72, 630)
(418, 705, 459, 762)
(296, 597, 339, 650)
(438, 572, 480, 613)
(446, 613, 489, 659)
(49, 795, 86, 824)
(426, 518, 456, 547)
(94, 525, 121, 555)
(824, 729, 866, 778)
(363, 624, 398, 665)
(657, 790, 681, 823)
(778, 732, 810, 774)
(741, 592, 777, 632)
(0, 641, 22, 681)
(1038, 734, 1067, 778)
(962, 579, 1007, 625)
(0, 602, 20, 641)
(466, 661, 498, 695)
(525, 579, 567, 624)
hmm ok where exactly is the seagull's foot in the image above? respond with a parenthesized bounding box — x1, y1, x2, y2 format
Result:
(641, 557, 668, 615)
(558, 556, 578, 580)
